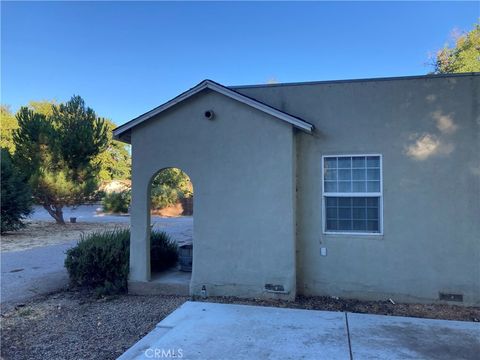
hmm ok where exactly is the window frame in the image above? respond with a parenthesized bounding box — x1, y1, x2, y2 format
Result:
(321, 154, 384, 236)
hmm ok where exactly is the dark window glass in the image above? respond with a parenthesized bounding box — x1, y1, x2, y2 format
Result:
(325, 197, 380, 233)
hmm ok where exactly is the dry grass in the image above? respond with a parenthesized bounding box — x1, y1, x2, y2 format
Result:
(1, 220, 128, 252)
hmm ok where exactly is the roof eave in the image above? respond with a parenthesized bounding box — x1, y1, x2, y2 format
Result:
(112, 80, 313, 143)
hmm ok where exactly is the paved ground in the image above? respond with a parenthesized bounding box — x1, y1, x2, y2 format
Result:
(119, 302, 480, 360)
(1, 205, 193, 309)
(1, 242, 74, 308)
(28, 204, 129, 223)
(28, 204, 193, 243)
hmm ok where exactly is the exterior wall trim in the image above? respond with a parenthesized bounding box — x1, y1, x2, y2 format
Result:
(230, 72, 480, 89)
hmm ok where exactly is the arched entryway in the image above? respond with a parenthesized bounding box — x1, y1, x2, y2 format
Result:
(124, 85, 298, 300)
(148, 168, 193, 290)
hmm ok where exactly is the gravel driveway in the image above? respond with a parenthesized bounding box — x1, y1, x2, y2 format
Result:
(27, 204, 193, 243)
(27, 204, 129, 223)
(1, 242, 75, 309)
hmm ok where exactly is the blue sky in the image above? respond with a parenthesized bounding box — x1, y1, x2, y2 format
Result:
(2, 1, 478, 126)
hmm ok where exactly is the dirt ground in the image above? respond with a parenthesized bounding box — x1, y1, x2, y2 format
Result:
(0, 221, 128, 252)
(1, 291, 187, 360)
(1, 289, 479, 360)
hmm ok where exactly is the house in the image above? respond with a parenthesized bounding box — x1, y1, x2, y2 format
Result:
(113, 73, 480, 306)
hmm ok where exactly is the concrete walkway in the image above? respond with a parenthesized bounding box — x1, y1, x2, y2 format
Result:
(119, 302, 480, 360)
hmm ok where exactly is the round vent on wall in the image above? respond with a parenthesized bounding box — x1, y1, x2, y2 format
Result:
(204, 110, 215, 120)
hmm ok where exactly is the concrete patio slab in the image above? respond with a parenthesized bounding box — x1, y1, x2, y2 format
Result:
(119, 301, 480, 360)
(118, 301, 350, 360)
(347, 312, 480, 360)
(129, 269, 191, 296)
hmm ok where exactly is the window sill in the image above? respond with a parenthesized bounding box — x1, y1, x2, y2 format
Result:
(322, 232, 384, 241)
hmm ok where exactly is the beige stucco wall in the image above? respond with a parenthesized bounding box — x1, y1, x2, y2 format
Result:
(236, 74, 480, 305)
(129, 89, 297, 299)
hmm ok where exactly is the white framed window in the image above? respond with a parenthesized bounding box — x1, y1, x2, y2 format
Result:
(322, 154, 383, 235)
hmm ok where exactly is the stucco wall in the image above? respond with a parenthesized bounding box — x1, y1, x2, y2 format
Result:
(236, 74, 480, 305)
(130, 89, 297, 299)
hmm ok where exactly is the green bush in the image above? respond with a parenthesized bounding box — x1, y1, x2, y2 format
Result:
(64, 228, 178, 295)
(151, 184, 181, 210)
(150, 168, 193, 210)
(102, 190, 131, 214)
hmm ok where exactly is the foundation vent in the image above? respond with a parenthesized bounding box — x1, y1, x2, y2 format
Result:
(439, 292, 463, 302)
(265, 284, 287, 293)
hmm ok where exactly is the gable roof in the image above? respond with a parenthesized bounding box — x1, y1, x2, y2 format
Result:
(113, 79, 314, 143)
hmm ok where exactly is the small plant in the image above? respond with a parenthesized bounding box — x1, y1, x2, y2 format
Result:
(102, 190, 131, 214)
(64, 228, 178, 295)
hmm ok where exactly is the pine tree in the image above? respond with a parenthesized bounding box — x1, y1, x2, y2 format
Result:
(13, 96, 108, 224)
(1, 148, 32, 233)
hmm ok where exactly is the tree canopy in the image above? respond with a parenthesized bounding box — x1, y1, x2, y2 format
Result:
(1, 148, 32, 233)
(433, 22, 480, 73)
(1, 100, 57, 155)
(151, 168, 192, 210)
(12, 100, 131, 181)
(13, 96, 108, 223)
(0, 106, 19, 154)
(28, 100, 57, 117)
(94, 119, 131, 182)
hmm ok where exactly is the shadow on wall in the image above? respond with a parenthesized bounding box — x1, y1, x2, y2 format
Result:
(404, 105, 458, 161)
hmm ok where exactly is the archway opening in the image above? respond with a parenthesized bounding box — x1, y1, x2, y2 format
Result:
(149, 168, 193, 283)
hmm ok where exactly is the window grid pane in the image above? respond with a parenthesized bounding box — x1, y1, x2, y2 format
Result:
(323, 155, 382, 234)
(325, 196, 380, 233)
(324, 156, 381, 194)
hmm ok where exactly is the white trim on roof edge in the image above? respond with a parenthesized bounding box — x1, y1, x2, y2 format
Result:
(113, 80, 313, 141)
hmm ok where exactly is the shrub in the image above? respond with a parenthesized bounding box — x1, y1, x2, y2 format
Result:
(64, 228, 129, 295)
(92, 189, 106, 203)
(151, 184, 181, 210)
(150, 168, 193, 210)
(102, 190, 131, 214)
(1, 148, 32, 233)
(151, 231, 180, 272)
(64, 228, 178, 295)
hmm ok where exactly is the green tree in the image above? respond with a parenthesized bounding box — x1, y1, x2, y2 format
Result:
(27, 101, 130, 181)
(0, 106, 19, 154)
(151, 168, 192, 210)
(94, 119, 131, 181)
(433, 22, 480, 73)
(28, 100, 57, 117)
(13, 96, 108, 224)
(1, 148, 32, 233)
